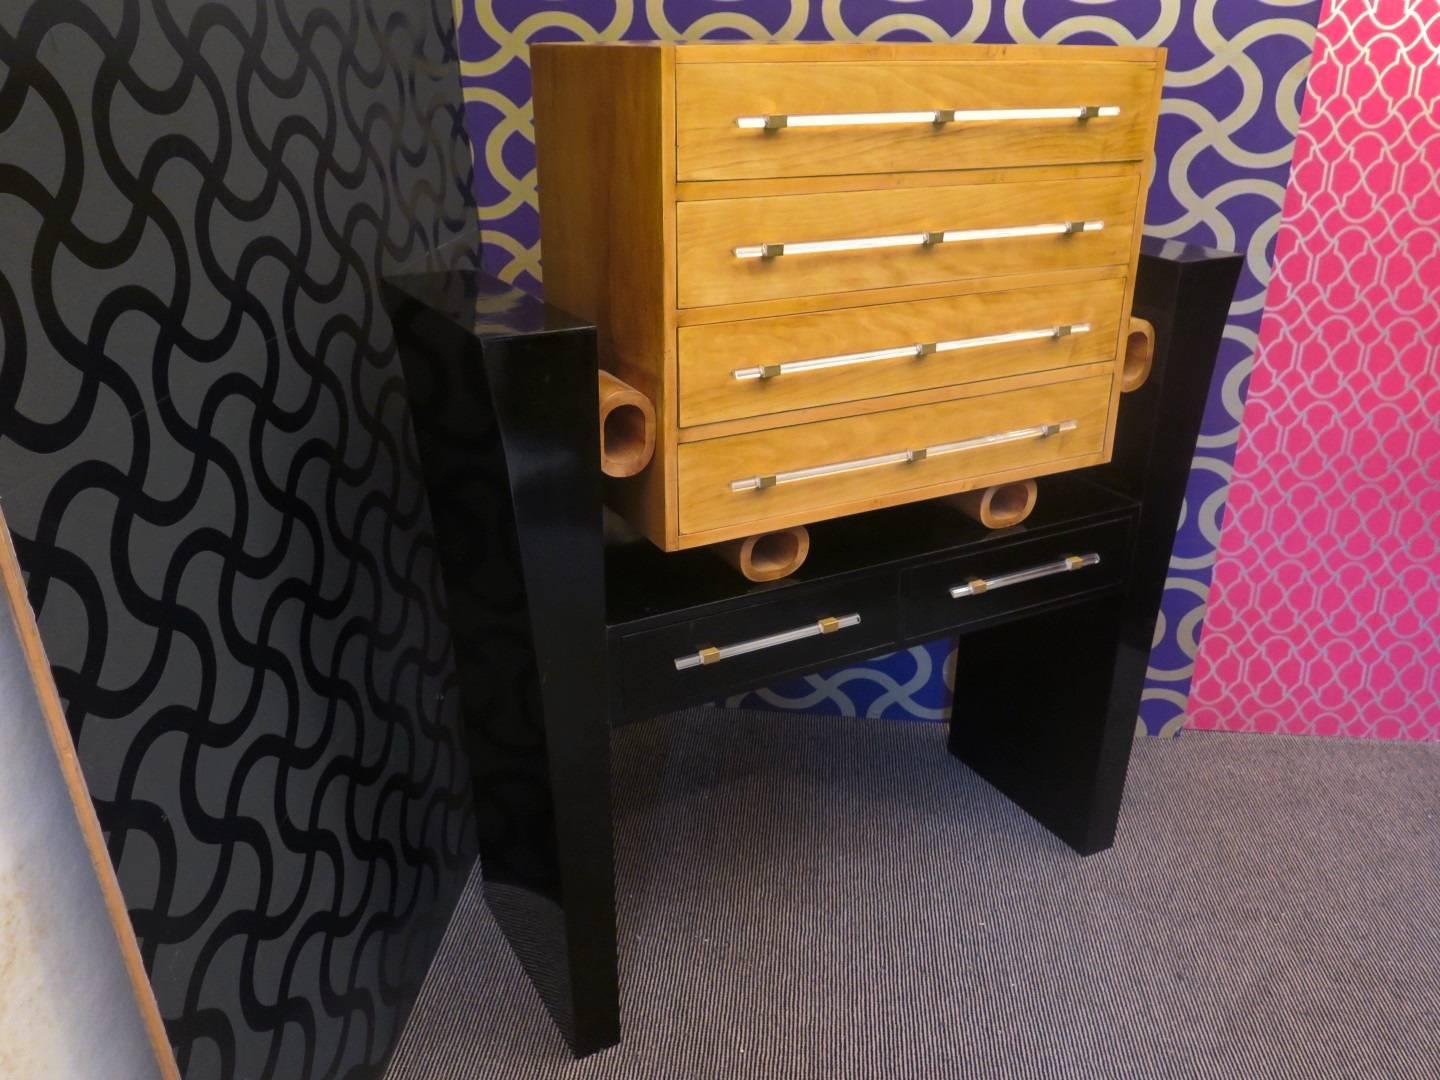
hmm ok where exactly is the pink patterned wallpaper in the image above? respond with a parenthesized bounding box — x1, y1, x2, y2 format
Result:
(1188, 2, 1440, 740)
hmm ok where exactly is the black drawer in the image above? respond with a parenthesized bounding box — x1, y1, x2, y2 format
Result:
(616, 572, 899, 718)
(902, 516, 1132, 639)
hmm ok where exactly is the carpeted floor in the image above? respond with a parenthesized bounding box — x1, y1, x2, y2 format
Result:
(386, 708, 1440, 1080)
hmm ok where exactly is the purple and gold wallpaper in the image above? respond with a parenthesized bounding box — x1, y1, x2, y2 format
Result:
(455, 1, 1324, 735)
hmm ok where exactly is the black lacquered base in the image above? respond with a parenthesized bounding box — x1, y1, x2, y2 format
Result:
(387, 239, 1242, 1056)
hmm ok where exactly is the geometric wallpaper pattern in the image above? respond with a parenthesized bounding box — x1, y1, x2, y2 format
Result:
(1189, 1, 1440, 742)
(0, 1, 479, 1076)
(455, 0, 1323, 733)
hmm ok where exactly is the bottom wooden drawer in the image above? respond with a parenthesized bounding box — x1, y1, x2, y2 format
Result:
(617, 574, 898, 717)
(902, 516, 1132, 639)
(678, 373, 1112, 540)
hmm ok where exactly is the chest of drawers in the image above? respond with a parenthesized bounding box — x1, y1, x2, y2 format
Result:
(531, 42, 1165, 553)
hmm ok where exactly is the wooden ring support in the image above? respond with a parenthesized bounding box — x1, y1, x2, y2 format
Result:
(945, 479, 1038, 530)
(713, 526, 811, 582)
(1122, 317, 1156, 393)
(598, 370, 655, 477)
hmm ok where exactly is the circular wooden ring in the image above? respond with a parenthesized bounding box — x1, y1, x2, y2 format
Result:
(598, 370, 655, 477)
(948, 480, 1038, 529)
(1122, 317, 1155, 393)
(715, 526, 811, 582)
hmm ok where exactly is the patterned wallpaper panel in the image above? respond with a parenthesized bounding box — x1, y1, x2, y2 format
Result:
(1189, 2, 1440, 741)
(456, 1, 1322, 731)
(0, 1, 478, 1077)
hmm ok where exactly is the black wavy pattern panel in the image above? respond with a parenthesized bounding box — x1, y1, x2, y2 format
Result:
(0, 1, 479, 1076)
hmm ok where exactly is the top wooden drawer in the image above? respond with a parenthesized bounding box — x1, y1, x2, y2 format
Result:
(676, 60, 1160, 181)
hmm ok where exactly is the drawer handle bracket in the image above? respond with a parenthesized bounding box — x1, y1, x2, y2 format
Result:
(950, 552, 1101, 600)
(734, 106, 1122, 130)
(674, 613, 863, 671)
(731, 418, 1079, 493)
(732, 323, 1093, 382)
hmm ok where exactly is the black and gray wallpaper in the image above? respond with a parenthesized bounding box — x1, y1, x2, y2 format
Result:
(0, 1, 479, 1076)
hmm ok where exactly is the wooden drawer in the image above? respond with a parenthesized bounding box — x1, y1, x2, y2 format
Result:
(676, 59, 1160, 181)
(535, 42, 1164, 552)
(678, 277, 1126, 427)
(617, 572, 899, 717)
(901, 516, 1132, 640)
(676, 175, 1138, 308)
(678, 373, 1112, 537)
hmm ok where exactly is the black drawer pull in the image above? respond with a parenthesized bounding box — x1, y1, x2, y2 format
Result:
(949, 553, 1100, 599)
(673, 613, 862, 671)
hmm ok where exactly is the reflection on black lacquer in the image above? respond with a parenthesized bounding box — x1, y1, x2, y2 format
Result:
(0, 1, 481, 1076)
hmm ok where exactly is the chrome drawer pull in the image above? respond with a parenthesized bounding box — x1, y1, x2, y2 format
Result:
(735, 106, 1121, 130)
(674, 613, 863, 671)
(732, 323, 1093, 381)
(734, 221, 1103, 259)
(731, 419, 1078, 493)
(949, 552, 1101, 599)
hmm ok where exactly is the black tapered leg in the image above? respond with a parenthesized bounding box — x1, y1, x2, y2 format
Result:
(481, 325, 618, 1054)
(952, 242, 1242, 857)
(948, 592, 1130, 855)
(1094, 244, 1245, 749)
(387, 274, 619, 1055)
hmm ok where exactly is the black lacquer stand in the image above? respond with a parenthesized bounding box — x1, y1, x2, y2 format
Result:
(384, 238, 1241, 1056)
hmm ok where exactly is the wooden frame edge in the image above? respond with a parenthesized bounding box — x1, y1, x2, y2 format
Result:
(0, 510, 179, 1080)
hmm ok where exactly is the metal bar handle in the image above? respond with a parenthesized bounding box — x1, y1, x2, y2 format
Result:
(735, 105, 1121, 130)
(949, 553, 1101, 599)
(732, 323, 1092, 382)
(674, 613, 863, 671)
(731, 419, 1078, 493)
(734, 220, 1104, 259)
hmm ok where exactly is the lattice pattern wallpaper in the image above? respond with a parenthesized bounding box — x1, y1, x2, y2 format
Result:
(455, 1, 1322, 732)
(0, 1, 479, 1076)
(1189, 1, 1440, 741)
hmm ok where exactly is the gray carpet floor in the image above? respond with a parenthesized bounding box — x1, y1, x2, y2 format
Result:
(387, 708, 1440, 1080)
